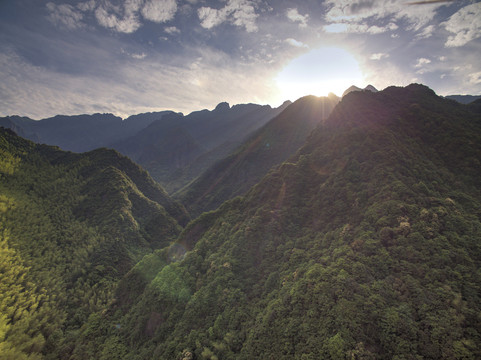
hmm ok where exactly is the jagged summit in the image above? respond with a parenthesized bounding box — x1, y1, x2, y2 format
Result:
(214, 101, 230, 111)
(342, 84, 378, 97)
(364, 84, 378, 92)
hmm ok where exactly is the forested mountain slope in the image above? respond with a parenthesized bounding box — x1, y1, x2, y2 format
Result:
(177, 94, 339, 217)
(82, 84, 481, 359)
(0, 128, 187, 359)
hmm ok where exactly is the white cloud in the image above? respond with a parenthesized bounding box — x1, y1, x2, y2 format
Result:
(198, 7, 227, 29)
(443, 3, 481, 47)
(324, 0, 443, 34)
(50, 0, 178, 34)
(121, 48, 147, 59)
(323, 23, 348, 33)
(414, 57, 432, 74)
(77, 0, 96, 12)
(285, 38, 308, 48)
(415, 57, 431, 68)
(46, 2, 84, 30)
(468, 71, 481, 85)
(165, 26, 180, 34)
(370, 53, 389, 60)
(141, 0, 177, 23)
(415, 25, 435, 39)
(131, 52, 147, 59)
(125, 0, 143, 14)
(95, 5, 141, 33)
(198, 0, 259, 32)
(324, 22, 397, 34)
(0, 47, 277, 120)
(286, 8, 309, 28)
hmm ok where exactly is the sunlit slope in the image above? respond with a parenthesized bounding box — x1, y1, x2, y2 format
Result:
(88, 84, 481, 359)
(177, 94, 339, 217)
(0, 128, 187, 359)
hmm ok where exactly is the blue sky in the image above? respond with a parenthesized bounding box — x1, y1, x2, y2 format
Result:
(1, 0, 480, 119)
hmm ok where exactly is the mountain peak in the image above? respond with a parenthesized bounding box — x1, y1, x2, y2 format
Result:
(342, 84, 378, 97)
(364, 84, 378, 92)
(214, 102, 230, 112)
(342, 85, 362, 97)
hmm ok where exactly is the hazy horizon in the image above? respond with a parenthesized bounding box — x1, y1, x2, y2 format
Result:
(1, 0, 480, 119)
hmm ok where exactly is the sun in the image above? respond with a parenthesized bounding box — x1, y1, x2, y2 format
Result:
(275, 47, 365, 101)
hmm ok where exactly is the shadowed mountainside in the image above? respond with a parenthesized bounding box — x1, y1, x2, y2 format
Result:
(176, 94, 340, 217)
(112, 101, 291, 193)
(75, 84, 481, 359)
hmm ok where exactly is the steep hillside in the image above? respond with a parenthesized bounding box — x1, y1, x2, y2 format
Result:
(113, 102, 290, 192)
(86, 84, 481, 359)
(0, 128, 188, 359)
(112, 113, 205, 190)
(177, 94, 339, 217)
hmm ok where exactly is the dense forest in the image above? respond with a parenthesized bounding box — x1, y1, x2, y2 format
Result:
(1, 84, 481, 359)
(0, 129, 187, 359)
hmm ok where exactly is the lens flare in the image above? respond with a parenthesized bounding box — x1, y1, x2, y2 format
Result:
(275, 47, 365, 101)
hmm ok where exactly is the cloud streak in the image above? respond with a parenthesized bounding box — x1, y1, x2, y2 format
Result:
(0, 46, 277, 119)
(324, 0, 444, 34)
(46, 2, 84, 30)
(286, 8, 309, 28)
(47, 0, 178, 33)
(285, 38, 308, 48)
(370, 52, 389, 60)
(141, 0, 177, 23)
(198, 0, 259, 32)
(2, 0, 480, 120)
(443, 3, 481, 47)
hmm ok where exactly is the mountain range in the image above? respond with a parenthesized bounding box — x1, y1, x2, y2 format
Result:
(111, 101, 291, 193)
(444, 95, 481, 104)
(1, 102, 290, 194)
(176, 93, 339, 217)
(1, 84, 481, 359)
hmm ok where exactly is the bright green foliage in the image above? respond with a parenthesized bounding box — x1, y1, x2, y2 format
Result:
(0, 128, 186, 358)
(86, 85, 481, 359)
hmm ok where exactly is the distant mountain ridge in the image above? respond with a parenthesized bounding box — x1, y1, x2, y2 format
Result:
(1, 101, 290, 192)
(0, 111, 177, 153)
(111, 101, 292, 192)
(445, 94, 481, 104)
(342, 84, 378, 97)
(176, 94, 340, 217)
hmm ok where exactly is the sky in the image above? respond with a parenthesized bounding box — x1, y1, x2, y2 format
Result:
(0, 0, 480, 119)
